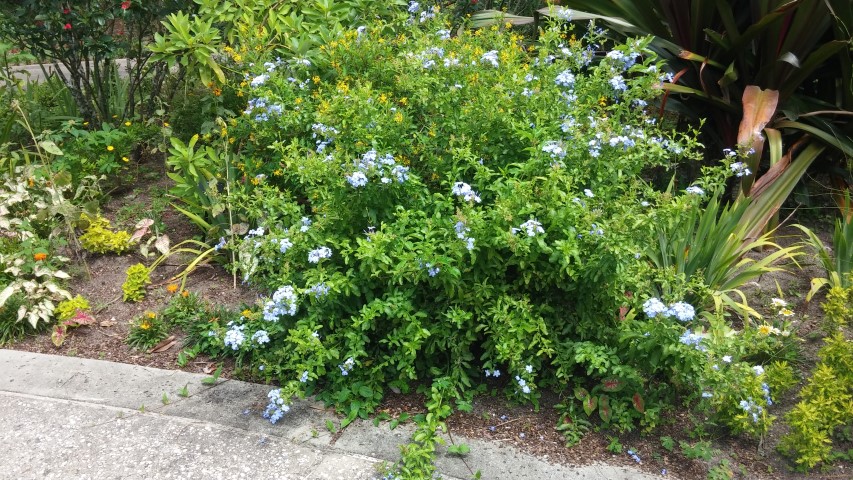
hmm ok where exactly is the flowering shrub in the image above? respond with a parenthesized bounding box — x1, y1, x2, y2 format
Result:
(176, 6, 794, 474)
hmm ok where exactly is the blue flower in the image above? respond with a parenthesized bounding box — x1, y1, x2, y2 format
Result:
(308, 282, 330, 298)
(667, 301, 695, 322)
(300, 371, 309, 383)
(555, 69, 575, 87)
(347, 171, 368, 188)
(480, 50, 499, 68)
(250, 74, 268, 87)
(339, 357, 355, 376)
(512, 219, 544, 237)
(642, 298, 667, 318)
(263, 388, 291, 424)
(685, 185, 705, 196)
(224, 324, 246, 350)
(308, 246, 332, 263)
(251, 330, 270, 345)
(277, 238, 293, 253)
(262, 285, 298, 321)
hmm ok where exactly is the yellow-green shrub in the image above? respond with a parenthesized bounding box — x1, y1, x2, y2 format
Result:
(122, 263, 150, 302)
(79, 213, 132, 254)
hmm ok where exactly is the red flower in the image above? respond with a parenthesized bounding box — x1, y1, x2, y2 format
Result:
(64, 23, 72, 30)
(121, 1, 131, 9)
(63, 8, 70, 14)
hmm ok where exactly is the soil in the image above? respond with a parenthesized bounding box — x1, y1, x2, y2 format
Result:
(6, 162, 853, 479)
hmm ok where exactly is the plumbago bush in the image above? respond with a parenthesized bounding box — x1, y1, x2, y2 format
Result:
(192, 7, 791, 475)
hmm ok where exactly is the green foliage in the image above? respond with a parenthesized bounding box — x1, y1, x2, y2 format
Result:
(707, 459, 735, 480)
(646, 192, 800, 319)
(764, 360, 798, 397)
(171, 8, 808, 475)
(779, 333, 853, 470)
(122, 263, 150, 302)
(0, 294, 29, 345)
(821, 286, 853, 335)
(79, 213, 132, 254)
(126, 311, 169, 351)
(680, 440, 716, 461)
(0, 0, 191, 123)
(55, 294, 90, 322)
(161, 290, 205, 328)
(796, 215, 853, 300)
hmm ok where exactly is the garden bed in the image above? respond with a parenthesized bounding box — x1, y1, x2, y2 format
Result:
(6, 164, 850, 479)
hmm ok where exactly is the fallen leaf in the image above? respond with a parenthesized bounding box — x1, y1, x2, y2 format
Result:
(203, 363, 216, 374)
(155, 234, 171, 255)
(150, 336, 177, 353)
(100, 318, 117, 327)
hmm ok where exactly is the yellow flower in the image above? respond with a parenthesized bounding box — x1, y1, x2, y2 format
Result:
(779, 308, 794, 317)
(83, 121, 89, 126)
(163, 122, 170, 127)
(122, 156, 129, 162)
(181, 290, 189, 298)
(166, 284, 178, 294)
(229, 137, 235, 144)
(400, 97, 408, 106)
(757, 324, 772, 335)
(312, 76, 321, 84)
(107, 145, 114, 152)
(394, 112, 403, 123)
(146, 312, 156, 319)
(241, 309, 252, 317)
(124, 121, 131, 126)
(139, 322, 151, 330)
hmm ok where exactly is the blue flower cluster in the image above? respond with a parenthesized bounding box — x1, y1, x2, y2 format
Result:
(515, 375, 531, 394)
(312, 123, 339, 153)
(484, 369, 501, 378)
(339, 357, 355, 376)
(223, 323, 246, 350)
(346, 150, 410, 188)
(480, 50, 499, 68)
(307, 282, 330, 298)
(251, 330, 270, 345)
(739, 398, 764, 423)
(244, 97, 283, 122)
(277, 238, 293, 253)
(308, 246, 332, 263)
(678, 329, 706, 351)
(642, 298, 696, 322)
(263, 285, 298, 321)
(512, 219, 544, 237)
(263, 388, 291, 424)
(451, 182, 481, 203)
(417, 259, 440, 277)
(454, 221, 475, 251)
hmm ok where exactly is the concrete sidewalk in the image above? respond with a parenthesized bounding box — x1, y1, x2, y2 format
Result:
(0, 350, 658, 479)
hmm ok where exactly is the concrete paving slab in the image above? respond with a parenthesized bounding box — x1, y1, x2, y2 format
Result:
(0, 350, 663, 479)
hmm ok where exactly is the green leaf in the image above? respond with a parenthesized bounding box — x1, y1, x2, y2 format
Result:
(39, 140, 64, 156)
(574, 387, 589, 401)
(447, 443, 471, 456)
(201, 365, 222, 385)
(632, 392, 645, 413)
(583, 395, 598, 416)
(599, 395, 612, 423)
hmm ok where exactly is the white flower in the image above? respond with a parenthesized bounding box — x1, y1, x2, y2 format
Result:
(685, 186, 705, 196)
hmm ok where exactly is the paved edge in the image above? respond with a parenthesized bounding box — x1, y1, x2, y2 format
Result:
(0, 349, 662, 480)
